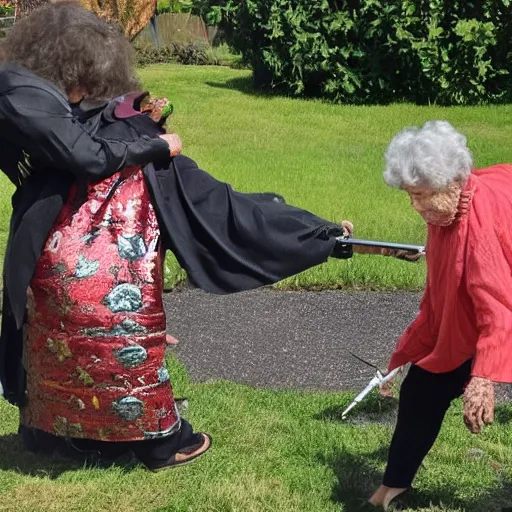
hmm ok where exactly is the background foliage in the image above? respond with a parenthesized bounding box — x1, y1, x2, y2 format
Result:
(0, 1, 14, 16)
(156, 0, 192, 14)
(133, 40, 240, 67)
(196, 0, 512, 105)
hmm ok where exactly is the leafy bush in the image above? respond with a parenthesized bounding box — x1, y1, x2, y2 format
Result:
(0, 1, 14, 39)
(156, 0, 193, 14)
(133, 41, 176, 67)
(172, 42, 218, 65)
(190, 0, 213, 17)
(134, 40, 220, 66)
(199, 0, 512, 105)
(0, 1, 14, 17)
(209, 42, 245, 67)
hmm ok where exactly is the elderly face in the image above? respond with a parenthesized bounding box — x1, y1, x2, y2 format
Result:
(402, 184, 462, 226)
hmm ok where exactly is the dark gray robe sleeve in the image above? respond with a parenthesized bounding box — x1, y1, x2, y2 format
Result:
(0, 85, 170, 180)
(145, 155, 349, 293)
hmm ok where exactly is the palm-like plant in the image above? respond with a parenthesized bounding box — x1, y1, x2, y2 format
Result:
(14, 0, 157, 41)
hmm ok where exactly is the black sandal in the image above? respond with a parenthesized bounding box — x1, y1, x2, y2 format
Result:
(150, 432, 212, 471)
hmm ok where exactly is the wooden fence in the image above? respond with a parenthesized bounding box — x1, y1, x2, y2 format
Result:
(0, 13, 220, 45)
(135, 12, 219, 47)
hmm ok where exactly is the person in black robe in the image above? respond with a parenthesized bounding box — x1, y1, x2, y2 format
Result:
(0, 3, 414, 469)
(0, 3, 356, 469)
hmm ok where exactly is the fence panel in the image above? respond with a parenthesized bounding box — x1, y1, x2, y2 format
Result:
(136, 13, 214, 46)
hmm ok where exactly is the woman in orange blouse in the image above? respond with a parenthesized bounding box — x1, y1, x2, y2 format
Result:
(367, 121, 512, 510)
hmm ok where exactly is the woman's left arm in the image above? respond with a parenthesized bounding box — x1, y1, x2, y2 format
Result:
(464, 225, 512, 432)
(466, 226, 512, 382)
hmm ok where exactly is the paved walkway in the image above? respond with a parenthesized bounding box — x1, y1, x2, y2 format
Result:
(164, 289, 512, 401)
(164, 289, 419, 390)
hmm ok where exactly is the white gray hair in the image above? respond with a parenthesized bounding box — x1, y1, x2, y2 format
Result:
(383, 121, 473, 189)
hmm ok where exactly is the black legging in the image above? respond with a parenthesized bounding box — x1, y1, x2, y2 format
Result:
(383, 359, 472, 488)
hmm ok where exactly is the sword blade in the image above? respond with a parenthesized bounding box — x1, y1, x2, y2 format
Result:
(341, 375, 381, 419)
(335, 237, 425, 254)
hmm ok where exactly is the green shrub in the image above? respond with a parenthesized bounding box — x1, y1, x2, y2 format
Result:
(200, 0, 512, 105)
(133, 41, 176, 67)
(157, 0, 193, 14)
(0, 2, 14, 17)
(134, 40, 220, 66)
(172, 42, 218, 65)
(209, 42, 245, 67)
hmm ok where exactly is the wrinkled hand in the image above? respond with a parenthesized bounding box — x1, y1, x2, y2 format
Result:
(380, 248, 424, 262)
(378, 365, 403, 399)
(352, 245, 422, 260)
(341, 220, 354, 236)
(159, 133, 182, 157)
(379, 380, 395, 398)
(141, 96, 173, 126)
(463, 377, 495, 434)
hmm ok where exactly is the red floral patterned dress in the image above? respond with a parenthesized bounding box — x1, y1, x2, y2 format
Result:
(20, 167, 180, 442)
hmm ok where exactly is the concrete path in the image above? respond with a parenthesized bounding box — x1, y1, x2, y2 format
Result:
(164, 289, 512, 401)
(164, 289, 418, 390)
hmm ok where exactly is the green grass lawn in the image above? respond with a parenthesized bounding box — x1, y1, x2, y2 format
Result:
(2, 65, 512, 289)
(0, 357, 510, 512)
(1, 65, 512, 511)
(139, 64, 512, 291)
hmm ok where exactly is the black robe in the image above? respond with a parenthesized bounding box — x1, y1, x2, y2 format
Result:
(0, 69, 350, 405)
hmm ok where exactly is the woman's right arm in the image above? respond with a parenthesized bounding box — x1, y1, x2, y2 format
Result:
(0, 85, 174, 180)
(353, 244, 424, 261)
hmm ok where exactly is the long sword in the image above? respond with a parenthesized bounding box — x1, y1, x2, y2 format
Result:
(335, 236, 425, 254)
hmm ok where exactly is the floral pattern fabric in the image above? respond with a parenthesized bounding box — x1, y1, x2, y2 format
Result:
(21, 167, 179, 442)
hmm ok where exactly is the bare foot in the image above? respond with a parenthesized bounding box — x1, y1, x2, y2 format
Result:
(166, 334, 179, 346)
(369, 485, 408, 510)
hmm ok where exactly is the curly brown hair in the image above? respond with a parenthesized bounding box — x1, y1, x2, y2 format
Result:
(0, 1, 141, 101)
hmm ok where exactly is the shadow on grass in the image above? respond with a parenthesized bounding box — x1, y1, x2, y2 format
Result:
(317, 400, 512, 510)
(205, 76, 285, 100)
(495, 404, 512, 426)
(320, 447, 512, 511)
(317, 394, 512, 428)
(204, 75, 401, 106)
(0, 433, 136, 478)
(315, 394, 399, 426)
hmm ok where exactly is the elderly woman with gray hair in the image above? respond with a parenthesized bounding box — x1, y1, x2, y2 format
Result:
(366, 121, 512, 510)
